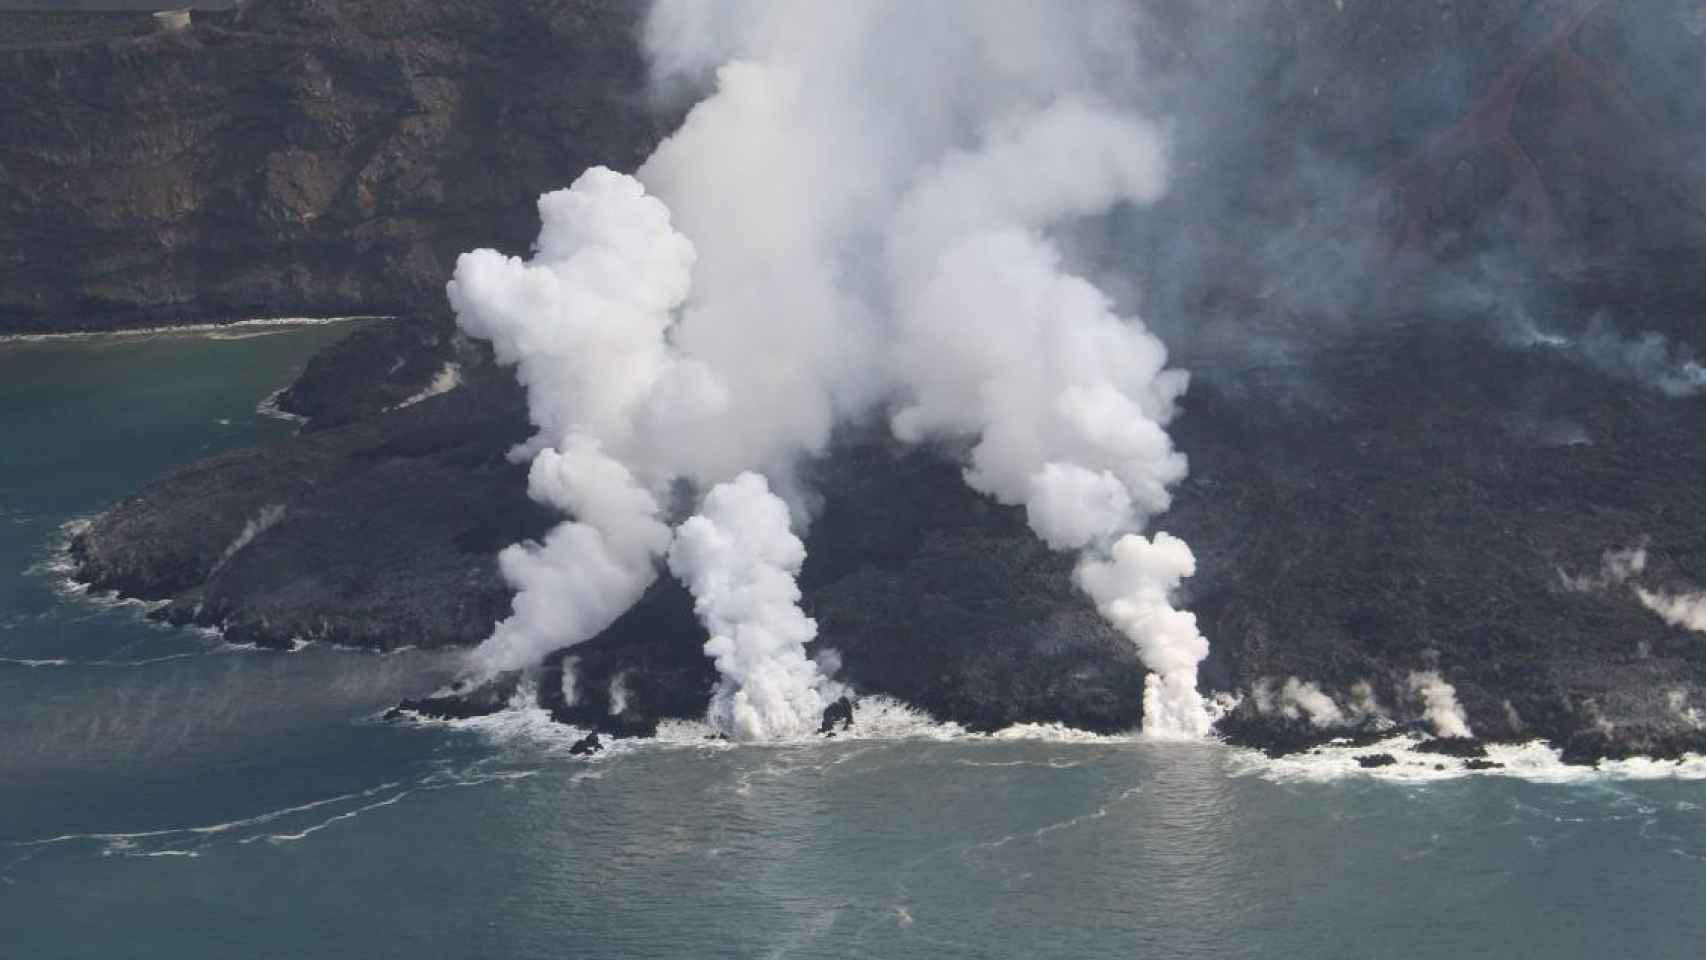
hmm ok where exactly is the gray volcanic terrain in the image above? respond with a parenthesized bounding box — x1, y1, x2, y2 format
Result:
(22, 0, 1706, 758)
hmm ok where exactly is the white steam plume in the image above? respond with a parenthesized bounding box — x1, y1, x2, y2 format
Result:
(1251, 677, 1350, 728)
(863, 15, 1207, 738)
(452, 2, 1219, 737)
(449, 167, 838, 730)
(668, 473, 841, 739)
(1277, 677, 1345, 727)
(644, 1, 1212, 737)
(887, 213, 1207, 736)
(448, 169, 690, 676)
(1407, 671, 1474, 739)
(889, 223, 1211, 736)
(1636, 587, 1706, 634)
(1076, 534, 1212, 737)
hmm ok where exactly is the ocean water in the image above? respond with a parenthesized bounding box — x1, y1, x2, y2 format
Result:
(3, 326, 1705, 959)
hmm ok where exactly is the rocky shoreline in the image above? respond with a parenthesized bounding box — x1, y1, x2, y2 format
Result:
(31, 0, 1706, 762)
(66, 293, 1706, 763)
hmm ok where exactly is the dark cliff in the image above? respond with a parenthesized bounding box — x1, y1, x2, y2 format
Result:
(7, 0, 1705, 333)
(0, 0, 661, 332)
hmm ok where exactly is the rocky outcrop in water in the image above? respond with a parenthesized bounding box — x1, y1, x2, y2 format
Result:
(72, 338, 554, 651)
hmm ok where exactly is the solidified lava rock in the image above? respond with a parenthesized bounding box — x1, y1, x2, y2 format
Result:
(1214, 709, 1402, 759)
(1214, 713, 1345, 759)
(388, 672, 519, 722)
(819, 697, 855, 735)
(1358, 755, 1399, 769)
(1557, 727, 1706, 767)
(73, 353, 552, 652)
(274, 319, 465, 430)
(569, 733, 602, 756)
(1414, 738, 1490, 760)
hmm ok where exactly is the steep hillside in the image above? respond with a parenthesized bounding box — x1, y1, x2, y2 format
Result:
(0, 0, 660, 331)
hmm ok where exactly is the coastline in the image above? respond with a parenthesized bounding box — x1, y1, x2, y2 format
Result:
(0, 315, 393, 346)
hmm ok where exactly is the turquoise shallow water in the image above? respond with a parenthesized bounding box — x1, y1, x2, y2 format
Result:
(2, 327, 1704, 959)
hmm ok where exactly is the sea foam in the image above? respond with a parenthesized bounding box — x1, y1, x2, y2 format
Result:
(1226, 734, 1706, 785)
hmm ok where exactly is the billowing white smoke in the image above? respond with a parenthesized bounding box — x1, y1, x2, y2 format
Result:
(669, 473, 841, 739)
(449, 168, 839, 733)
(449, 169, 691, 677)
(560, 657, 580, 708)
(608, 672, 632, 717)
(669, 4, 1205, 738)
(452, 2, 1217, 738)
(882, 138, 1213, 734)
(1636, 587, 1706, 634)
(1076, 535, 1212, 737)
(876, 85, 1210, 740)
(1251, 677, 1351, 728)
(1277, 677, 1345, 727)
(1407, 671, 1474, 739)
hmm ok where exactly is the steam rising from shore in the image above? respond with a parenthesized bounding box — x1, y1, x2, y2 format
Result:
(451, 1, 1214, 737)
(1561, 544, 1706, 635)
(448, 170, 691, 676)
(1407, 671, 1473, 739)
(1636, 588, 1706, 634)
(669, 473, 841, 739)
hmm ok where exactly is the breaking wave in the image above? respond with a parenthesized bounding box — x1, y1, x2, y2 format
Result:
(255, 385, 308, 425)
(402, 695, 1706, 786)
(405, 693, 1147, 760)
(4, 765, 535, 863)
(0, 652, 208, 670)
(1227, 734, 1706, 784)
